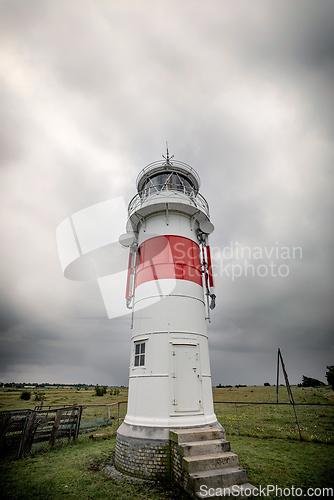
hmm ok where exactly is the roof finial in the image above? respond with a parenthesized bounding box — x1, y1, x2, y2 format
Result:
(162, 141, 174, 164)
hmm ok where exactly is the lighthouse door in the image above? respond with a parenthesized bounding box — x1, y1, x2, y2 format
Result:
(172, 343, 202, 413)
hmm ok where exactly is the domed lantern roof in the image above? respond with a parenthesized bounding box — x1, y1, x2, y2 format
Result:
(136, 149, 200, 195)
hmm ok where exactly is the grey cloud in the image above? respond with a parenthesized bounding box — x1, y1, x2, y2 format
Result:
(0, 0, 333, 385)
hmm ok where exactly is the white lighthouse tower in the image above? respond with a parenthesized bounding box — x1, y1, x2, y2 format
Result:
(115, 150, 224, 479)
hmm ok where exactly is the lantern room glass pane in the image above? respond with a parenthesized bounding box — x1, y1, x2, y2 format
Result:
(143, 172, 194, 194)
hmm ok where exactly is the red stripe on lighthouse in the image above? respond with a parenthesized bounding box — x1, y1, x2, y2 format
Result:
(135, 235, 202, 288)
(206, 245, 214, 289)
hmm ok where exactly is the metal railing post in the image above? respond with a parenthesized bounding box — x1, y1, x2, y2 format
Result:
(276, 348, 280, 403)
(235, 403, 240, 436)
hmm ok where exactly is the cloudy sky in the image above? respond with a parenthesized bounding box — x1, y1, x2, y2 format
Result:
(0, 0, 333, 387)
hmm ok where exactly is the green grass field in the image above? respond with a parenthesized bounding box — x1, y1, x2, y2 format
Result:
(213, 385, 334, 443)
(1, 384, 333, 441)
(0, 386, 128, 411)
(0, 385, 333, 499)
(0, 432, 333, 500)
(212, 383, 334, 405)
(0, 433, 190, 500)
(0, 386, 129, 427)
(1, 384, 331, 409)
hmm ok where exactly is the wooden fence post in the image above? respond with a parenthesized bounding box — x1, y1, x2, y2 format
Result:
(74, 406, 82, 444)
(106, 406, 110, 423)
(49, 409, 63, 448)
(18, 410, 36, 459)
(0, 413, 13, 459)
(68, 405, 77, 440)
(0, 413, 11, 445)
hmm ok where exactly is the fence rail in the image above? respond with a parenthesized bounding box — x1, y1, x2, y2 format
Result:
(0, 401, 129, 464)
(1, 400, 332, 463)
(79, 401, 127, 433)
(0, 405, 82, 463)
(213, 401, 334, 443)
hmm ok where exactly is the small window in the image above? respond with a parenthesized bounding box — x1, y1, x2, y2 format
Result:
(134, 342, 146, 367)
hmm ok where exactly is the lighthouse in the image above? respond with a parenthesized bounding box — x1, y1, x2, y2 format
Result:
(115, 150, 224, 479)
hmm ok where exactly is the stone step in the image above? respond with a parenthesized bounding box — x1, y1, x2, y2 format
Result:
(180, 438, 231, 457)
(183, 452, 239, 474)
(170, 427, 225, 444)
(195, 482, 258, 498)
(189, 466, 249, 491)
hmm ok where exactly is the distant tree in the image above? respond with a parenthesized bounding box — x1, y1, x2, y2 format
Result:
(110, 387, 120, 396)
(264, 382, 271, 387)
(326, 366, 334, 391)
(34, 391, 45, 401)
(95, 385, 104, 396)
(20, 390, 31, 400)
(300, 376, 325, 388)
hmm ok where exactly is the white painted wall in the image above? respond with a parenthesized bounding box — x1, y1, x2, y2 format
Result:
(124, 206, 217, 428)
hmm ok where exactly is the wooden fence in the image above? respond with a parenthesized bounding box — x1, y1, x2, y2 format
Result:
(213, 401, 334, 442)
(0, 405, 82, 463)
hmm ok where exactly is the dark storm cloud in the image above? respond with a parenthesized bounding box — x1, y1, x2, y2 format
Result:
(0, 0, 333, 385)
(239, 1, 334, 81)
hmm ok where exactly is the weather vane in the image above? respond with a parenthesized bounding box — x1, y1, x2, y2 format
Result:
(162, 141, 174, 164)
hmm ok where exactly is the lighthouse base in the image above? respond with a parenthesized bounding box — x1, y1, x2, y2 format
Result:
(115, 421, 225, 480)
(115, 424, 170, 480)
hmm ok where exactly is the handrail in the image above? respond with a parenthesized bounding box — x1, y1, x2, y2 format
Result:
(128, 183, 209, 218)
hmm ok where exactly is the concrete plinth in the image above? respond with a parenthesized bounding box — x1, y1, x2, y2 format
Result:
(115, 423, 170, 480)
(115, 421, 225, 480)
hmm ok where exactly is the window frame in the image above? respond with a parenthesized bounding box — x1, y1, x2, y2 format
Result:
(134, 340, 146, 368)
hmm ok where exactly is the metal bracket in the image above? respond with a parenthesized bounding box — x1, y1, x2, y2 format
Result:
(138, 215, 146, 232)
(190, 210, 200, 231)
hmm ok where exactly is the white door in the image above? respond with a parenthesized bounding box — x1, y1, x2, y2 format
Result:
(173, 344, 202, 412)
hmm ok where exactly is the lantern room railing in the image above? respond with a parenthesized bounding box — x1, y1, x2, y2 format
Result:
(128, 182, 210, 219)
